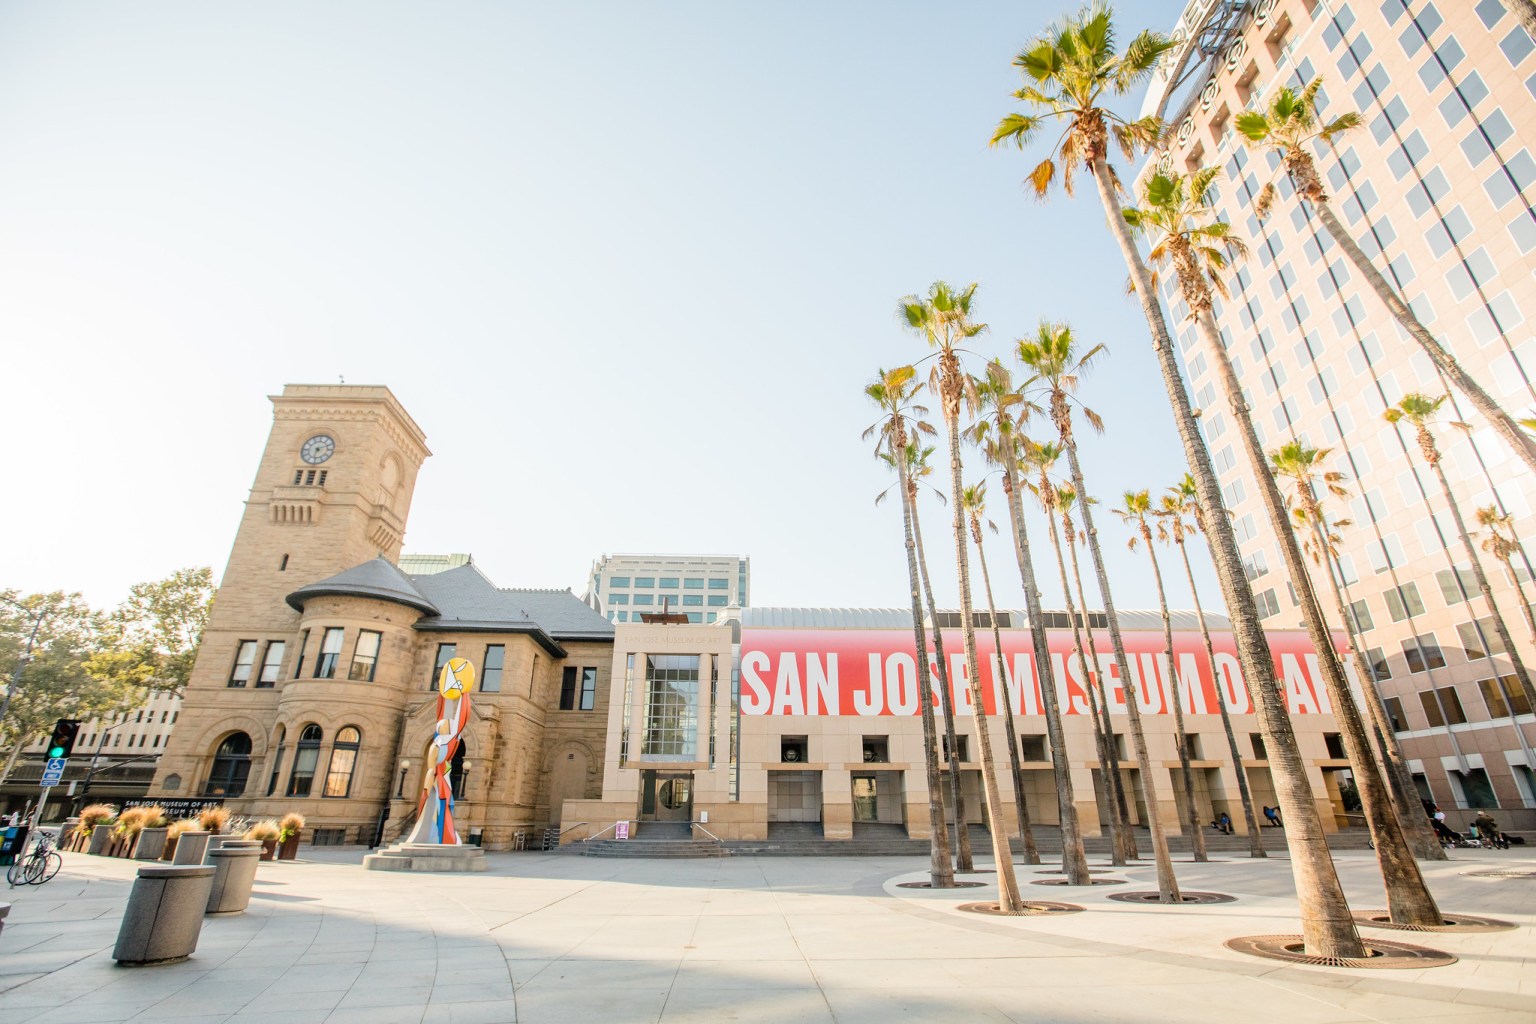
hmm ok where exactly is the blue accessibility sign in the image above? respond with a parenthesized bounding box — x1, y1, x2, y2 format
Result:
(39, 756, 67, 788)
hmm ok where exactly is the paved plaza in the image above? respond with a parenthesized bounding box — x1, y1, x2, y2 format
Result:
(2, 846, 1534, 1023)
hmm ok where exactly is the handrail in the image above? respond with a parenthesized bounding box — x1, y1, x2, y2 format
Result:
(578, 822, 617, 843)
(690, 821, 725, 844)
(558, 821, 591, 837)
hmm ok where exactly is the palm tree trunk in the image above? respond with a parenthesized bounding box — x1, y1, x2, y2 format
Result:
(973, 516, 1042, 865)
(1187, 290, 1441, 925)
(1000, 451, 1090, 881)
(1309, 200, 1536, 476)
(1089, 154, 1363, 955)
(1424, 448, 1536, 770)
(1298, 496, 1446, 862)
(1060, 432, 1181, 902)
(941, 406, 1024, 912)
(1143, 530, 1208, 862)
(898, 445, 956, 886)
(1047, 506, 1126, 865)
(912, 488, 973, 872)
(1175, 536, 1266, 857)
(1501, 560, 1536, 647)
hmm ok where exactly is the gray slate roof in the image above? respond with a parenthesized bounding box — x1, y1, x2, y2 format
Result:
(285, 558, 440, 615)
(287, 560, 614, 653)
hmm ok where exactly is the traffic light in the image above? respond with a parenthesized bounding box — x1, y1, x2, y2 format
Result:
(47, 719, 81, 759)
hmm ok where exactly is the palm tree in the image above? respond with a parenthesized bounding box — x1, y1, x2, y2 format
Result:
(1160, 476, 1265, 858)
(1268, 442, 1445, 863)
(968, 363, 1088, 879)
(1017, 322, 1181, 902)
(961, 481, 1043, 867)
(1476, 506, 1536, 648)
(1385, 395, 1536, 743)
(900, 281, 1024, 913)
(1115, 489, 1207, 863)
(1023, 443, 1134, 866)
(864, 368, 955, 887)
(1236, 82, 1536, 477)
(991, 7, 1363, 953)
(1117, 159, 1442, 927)
(906, 443, 974, 873)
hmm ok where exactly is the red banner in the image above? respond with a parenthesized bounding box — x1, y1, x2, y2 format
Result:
(738, 627, 1339, 717)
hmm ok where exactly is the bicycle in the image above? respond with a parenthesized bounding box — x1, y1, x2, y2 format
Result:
(6, 830, 63, 887)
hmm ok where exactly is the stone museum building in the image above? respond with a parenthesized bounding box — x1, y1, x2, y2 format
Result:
(150, 383, 1370, 849)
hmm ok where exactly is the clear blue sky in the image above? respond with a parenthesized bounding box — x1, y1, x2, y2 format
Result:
(0, 0, 1220, 616)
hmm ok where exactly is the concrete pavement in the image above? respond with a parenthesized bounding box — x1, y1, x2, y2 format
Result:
(2, 845, 1534, 1023)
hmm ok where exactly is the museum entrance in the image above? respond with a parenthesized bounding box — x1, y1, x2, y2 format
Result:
(639, 769, 694, 822)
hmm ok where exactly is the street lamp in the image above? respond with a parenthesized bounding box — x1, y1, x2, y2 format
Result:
(396, 759, 411, 799)
(0, 595, 50, 733)
(74, 718, 133, 813)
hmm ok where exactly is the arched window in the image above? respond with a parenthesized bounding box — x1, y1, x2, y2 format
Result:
(266, 724, 287, 797)
(204, 733, 252, 797)
(323, 726, 362, 798)
(287, 724, 322, 797)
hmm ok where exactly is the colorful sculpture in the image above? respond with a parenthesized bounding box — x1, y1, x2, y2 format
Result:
(406, 657, 474, 845)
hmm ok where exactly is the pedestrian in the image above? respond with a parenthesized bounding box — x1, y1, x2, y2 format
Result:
(1263, 805, 1283, 827)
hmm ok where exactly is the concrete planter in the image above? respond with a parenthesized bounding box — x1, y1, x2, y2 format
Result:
(171, 831, 212, 866)
(205, 847, 261, 915)
(160, 835, 178, 861)
(135, 827, 169, 861)
(87, 826, 113, 856)
(113, 865, 216, 966)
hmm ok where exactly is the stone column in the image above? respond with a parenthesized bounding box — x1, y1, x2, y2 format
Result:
(112, 864, 216, 966)
(206, 847, 262, 915)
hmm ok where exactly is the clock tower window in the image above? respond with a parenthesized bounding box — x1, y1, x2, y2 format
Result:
(292, 469, 329, 487)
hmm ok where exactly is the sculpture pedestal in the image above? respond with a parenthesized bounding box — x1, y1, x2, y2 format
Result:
(362, 842, 488, 873)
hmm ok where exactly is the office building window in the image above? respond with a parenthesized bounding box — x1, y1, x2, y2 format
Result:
(609, 577, 630, 588)
(228, 641, 258, 687)
(709, 578, 729, 589)
(1480, 675, 1533, 718)
(633, 577, 655, 588)
(1401, 634, 1446, 673)
(707, 595, 728, 607)
(257, 641, 285, 688)
(323, 727, 362, 798)
(1436, 567, 1477, 606)
(609, 593, 629, 605)
(1365, 647, 1391, 680)
(683, 594, 703, 606)
(430, 643, 456, 689)
(315, 628, 344, 679)
(684, 578, 704, 589)
(633, 594, 655, 606)
(1418, 686, 1467, 728)
(1254, 588, 1280, 618)
(482, 645, 504, 692)
(659, 577, 679, 589)
(1382, 696, 1406, 733)
(287, 725, 323, 797)
(1385, 583, 1426, 622)
(1347, 599, 1373, 633)
(349, 630, 381, 682)
(1457, 618, 1506, 660)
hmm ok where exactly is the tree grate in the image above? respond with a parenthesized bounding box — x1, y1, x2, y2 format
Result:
(1352, 911, 1516, 933)
(896, 880, 986, 889)
(1225, 934, 1456, 969)
(1032, 877, 1128, 886)
(958, 900, 1084, 917)
(1035, 868, 1117, 875)
(1107, 890, 1236, 904)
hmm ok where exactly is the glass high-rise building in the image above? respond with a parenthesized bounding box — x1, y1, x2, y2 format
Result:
(1141, 0, 1536, 827)
(584, 554, 750, 624)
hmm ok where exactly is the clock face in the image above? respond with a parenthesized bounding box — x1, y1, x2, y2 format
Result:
(300, 435, 336, 465)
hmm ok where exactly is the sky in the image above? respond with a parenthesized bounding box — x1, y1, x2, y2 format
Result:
(0, 0, 1222, 618)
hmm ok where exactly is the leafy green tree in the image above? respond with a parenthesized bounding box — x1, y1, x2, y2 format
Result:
(1159, 476, 1266, 858)
(990, 6, 1361, 950)
(900, 280, 1024, 911)
(865, 367, 956, 887)
(88, 567, 214, 697)
(1237, 81, 1536, 476)
(1115, 489, 1207, 863)
(1, 591, 131, 782)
